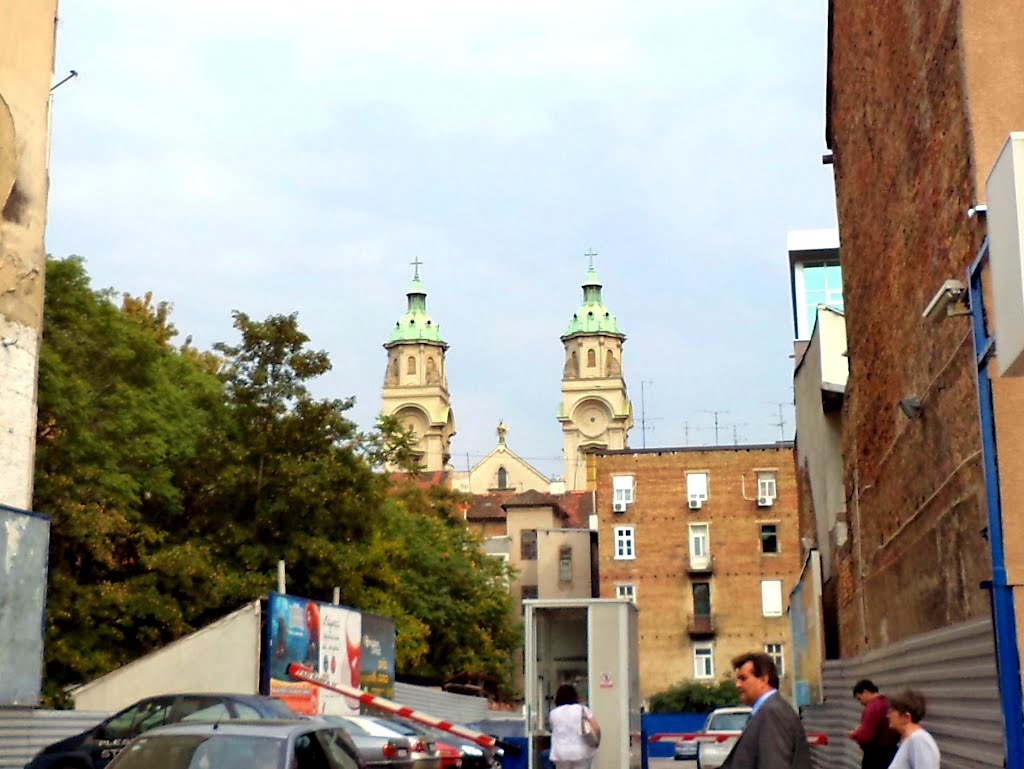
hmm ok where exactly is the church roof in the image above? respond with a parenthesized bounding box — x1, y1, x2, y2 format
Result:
(562, 258, 624, 339)
(387, 270, 446, 345)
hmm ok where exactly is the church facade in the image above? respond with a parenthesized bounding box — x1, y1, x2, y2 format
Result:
(381, 255, 634, 486)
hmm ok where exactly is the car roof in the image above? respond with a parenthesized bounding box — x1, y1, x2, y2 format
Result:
(141, 719, 328, 738)
(709, 707, 752, 715)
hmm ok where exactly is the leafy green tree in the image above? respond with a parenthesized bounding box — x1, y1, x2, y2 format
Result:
(35, 257, 232, 702)
(647, 677, 740, 713)
(35, 266, 521, 702)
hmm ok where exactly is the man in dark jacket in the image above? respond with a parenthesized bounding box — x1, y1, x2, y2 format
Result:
(720, 652, 811, 769)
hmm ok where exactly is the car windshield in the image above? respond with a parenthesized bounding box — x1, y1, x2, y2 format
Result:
(708, 713, 750, 731)
(108, 734, 286, 769)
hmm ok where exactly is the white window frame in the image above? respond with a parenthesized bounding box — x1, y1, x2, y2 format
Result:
(612, 475, 635, 506)
(614, 526, 635, 560)
(761, 579, 783, 617)
(686, 472, 709, 502)
(688, 523, 710, 565)
(693, 644, 714, 679)
(765, 642, 784, 676)
(757, 472, 777, 500)
(616, 583, 636, 602)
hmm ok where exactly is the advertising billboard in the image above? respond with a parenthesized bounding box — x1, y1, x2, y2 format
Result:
(264, 592, 394, 714)
(360, 611, 396, 700)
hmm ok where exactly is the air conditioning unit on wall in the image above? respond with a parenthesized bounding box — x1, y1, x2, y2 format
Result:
(688, 498, 702, 510)
(613, 501, 626, 513)
(757, 495, 774, 507)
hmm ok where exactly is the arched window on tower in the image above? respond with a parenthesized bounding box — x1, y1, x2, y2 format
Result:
(606, 349, 620, 375)
(587, 349, 597, 368)
(407, 356, 417, 375)
(497, 466, 508, 489)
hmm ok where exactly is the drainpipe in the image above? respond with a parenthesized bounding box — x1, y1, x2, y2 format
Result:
(967, 243, 1024, 769)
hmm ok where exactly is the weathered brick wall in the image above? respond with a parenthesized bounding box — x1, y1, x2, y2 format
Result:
(828, 1, 992, 655)
(593, 446, 801, 698)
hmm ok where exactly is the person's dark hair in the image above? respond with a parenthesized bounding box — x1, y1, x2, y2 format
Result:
(887, 690, 926, 723)
(555, 684, 580, 707)
(730, 652, 779, 690)
(853, 679, 879, 696)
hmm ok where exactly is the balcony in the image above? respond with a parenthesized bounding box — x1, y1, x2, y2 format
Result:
(686, 554, 715, 575)
(687, 613, 717, 637)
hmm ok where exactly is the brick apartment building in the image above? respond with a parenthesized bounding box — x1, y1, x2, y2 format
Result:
(590, 444, 801, 699)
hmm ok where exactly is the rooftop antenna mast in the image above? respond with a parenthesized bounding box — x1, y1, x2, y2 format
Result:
(700, 410, 730, 446)
(768, 401, 789, 440)
(639, 380, 662, 449)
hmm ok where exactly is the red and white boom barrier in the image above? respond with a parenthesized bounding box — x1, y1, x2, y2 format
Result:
(287, 663, 519, 754)
(649, 731, 829, 746)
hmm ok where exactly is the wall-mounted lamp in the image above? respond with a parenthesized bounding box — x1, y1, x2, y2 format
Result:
(922, 279, 969, 320)
(899, 395, 924, 420)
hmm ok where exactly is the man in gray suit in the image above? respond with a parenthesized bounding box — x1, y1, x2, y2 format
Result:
(719, 652, 811, 769)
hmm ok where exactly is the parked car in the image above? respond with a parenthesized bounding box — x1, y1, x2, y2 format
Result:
(316, 715, 416, 769)
(104, 719, 363, 769)
(673, 737, 699, 761)
(325, 715, 441, 769)
(694, 706, 752, 769)
(391, 719, 500, 769)
(24, 693, 297, 769)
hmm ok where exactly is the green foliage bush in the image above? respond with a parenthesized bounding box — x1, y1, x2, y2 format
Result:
(647, 677, 740, 713)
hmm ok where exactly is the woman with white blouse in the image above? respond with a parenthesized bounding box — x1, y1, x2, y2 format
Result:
(548, 684, 601, 769)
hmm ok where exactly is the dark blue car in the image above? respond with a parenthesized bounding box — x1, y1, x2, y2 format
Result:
(25, 693, 296, 769)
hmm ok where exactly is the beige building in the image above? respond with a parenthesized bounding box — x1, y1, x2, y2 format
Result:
(591, 444, 801, 700)
(558, 258, 633, 490)
(0, 1, 59, 510)
(381, 266, 455, 473)
(450, 422, 551, 495)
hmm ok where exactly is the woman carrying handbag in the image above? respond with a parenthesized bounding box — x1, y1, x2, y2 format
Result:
(549, 684, 601, 769)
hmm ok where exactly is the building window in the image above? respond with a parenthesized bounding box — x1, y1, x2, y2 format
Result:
(616, 583, 636, 602)
(612, 475, 634, 508)
(614, 526, 635, 560)
(800, 261, 844, 339)
(497, 466, 508, 489)
(757, 472, 777, 500)
(689, 523, 710, 564)
(692, 582, 711, 617)
(686, 472, 709, 503)
(587, 348, 597, 367)
(521, 529, 537, 561)
(406, 355, 417, 375)
(765, 643, 784, 676)
(760, 523, 779, 554)
(693, 645, 714, 679)
(559, 546, 573, 582)
(761, 579, 783, 617)
(521, 584, 538, 613)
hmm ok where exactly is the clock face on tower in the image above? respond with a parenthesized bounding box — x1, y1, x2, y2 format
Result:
(577, 400, 611, 438)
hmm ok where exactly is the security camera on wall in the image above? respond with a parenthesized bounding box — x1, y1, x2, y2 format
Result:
(922, 279, 968, 320)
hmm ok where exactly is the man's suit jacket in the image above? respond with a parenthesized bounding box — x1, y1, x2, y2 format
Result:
(719, 692, 811, 769)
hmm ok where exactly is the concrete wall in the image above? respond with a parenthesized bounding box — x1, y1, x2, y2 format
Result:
(825, 0, 1024, 657)
(592, 445, 801, 698)
(71, 602, 262, 712)
(793, 307, 848, 582)
(536, 528, 592, 599)
(0, 0, 58, 510)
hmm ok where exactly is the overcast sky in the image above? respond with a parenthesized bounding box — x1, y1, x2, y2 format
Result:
(47, 1, 837, 479)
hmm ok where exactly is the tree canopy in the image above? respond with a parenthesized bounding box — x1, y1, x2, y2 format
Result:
(34, 256, 517, 704)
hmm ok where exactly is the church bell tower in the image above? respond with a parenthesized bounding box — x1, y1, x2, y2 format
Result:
(558, 252, 632, 490)
(381, 261, 455, 472)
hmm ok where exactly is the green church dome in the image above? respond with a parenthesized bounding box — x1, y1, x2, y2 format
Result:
(562, 262, 623, 338)
(387, 274, 446, 345)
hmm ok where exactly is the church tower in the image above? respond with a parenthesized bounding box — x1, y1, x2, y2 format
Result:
(381, 262, 455, 472)
(558, 252, 633, 490)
